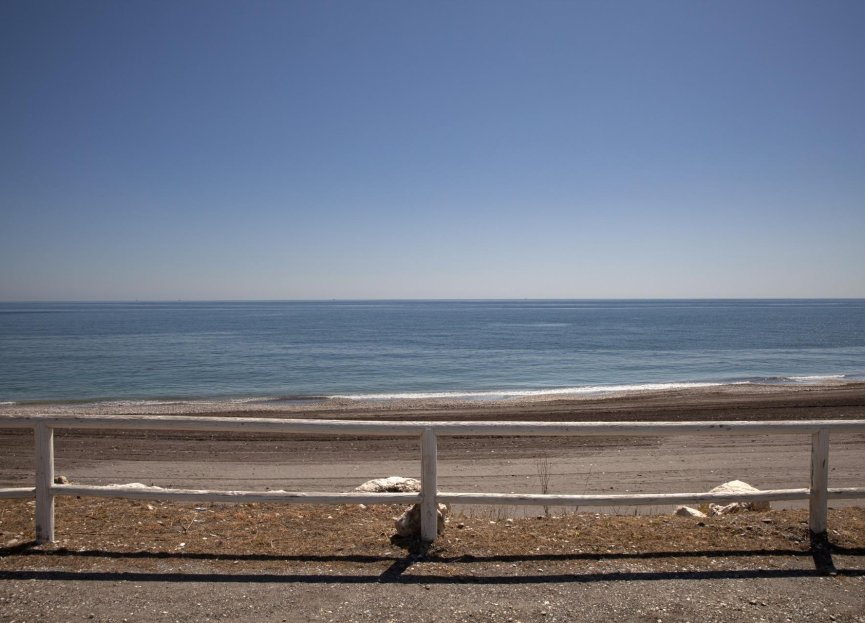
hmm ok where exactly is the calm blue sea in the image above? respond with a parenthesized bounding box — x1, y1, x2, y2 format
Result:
(1, 300, 864, 404)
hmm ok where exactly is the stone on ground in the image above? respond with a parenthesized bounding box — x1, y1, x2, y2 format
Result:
(354, 476, 421, 493)
(708, 480, 770, 515)
(674, 505, 707, 518)
(394, 503, 449, 537)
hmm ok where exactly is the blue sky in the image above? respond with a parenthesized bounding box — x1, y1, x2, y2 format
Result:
(1, 1, 864, 300)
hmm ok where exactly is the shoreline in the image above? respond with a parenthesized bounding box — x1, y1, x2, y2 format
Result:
(2, 379, 865, 419)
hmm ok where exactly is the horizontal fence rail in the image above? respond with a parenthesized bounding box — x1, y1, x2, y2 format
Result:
(3, 414, 865, 435)
(1, 415, 864, 544)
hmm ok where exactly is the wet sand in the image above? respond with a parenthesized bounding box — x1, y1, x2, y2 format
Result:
(1, 383, 864, 515)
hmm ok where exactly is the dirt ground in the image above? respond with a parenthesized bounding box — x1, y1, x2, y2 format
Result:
(1, 500, 864, 622)
(1, 384, 865, 621)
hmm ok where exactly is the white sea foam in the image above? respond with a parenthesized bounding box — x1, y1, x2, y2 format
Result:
(787, 374, 847, 382)
(330, 381, 734, 401)
(99, 399, 192, 407)
(95, 396, 303, 407)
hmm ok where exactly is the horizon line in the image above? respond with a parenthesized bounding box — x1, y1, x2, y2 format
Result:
(2, 297, 865, 304)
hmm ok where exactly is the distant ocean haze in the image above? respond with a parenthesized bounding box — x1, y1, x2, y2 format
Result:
(0, 300, 863, 404)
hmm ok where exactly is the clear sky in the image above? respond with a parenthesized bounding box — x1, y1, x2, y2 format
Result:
(1, 1, 863, 300)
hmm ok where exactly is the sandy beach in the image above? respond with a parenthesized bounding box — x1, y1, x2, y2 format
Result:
(2, 383, 864, 515)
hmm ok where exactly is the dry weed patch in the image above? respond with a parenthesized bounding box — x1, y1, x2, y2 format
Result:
(2, 498, 864, 578)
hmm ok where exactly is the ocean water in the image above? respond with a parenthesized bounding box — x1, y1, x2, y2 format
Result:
(0, 300, 864, 404)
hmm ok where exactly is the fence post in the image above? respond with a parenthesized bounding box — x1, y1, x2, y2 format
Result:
(35, 423, 55, 543)
(809, 429, 829, 535)
(420, 428, 438, 542)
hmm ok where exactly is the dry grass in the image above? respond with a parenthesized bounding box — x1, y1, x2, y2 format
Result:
(2, 498, 864, 577)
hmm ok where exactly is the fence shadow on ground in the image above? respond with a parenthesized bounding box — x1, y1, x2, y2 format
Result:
(1, 540, 863, 584)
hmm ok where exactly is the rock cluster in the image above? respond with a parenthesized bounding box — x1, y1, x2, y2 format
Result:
(674, 480, 770, 518)
(707, 480, 771, 515)
(394, 502, 449, 537)
(354, 476, 421, 493)
(354, 476, 448, 538)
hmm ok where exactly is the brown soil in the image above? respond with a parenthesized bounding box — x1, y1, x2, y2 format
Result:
(1, 499, 864, 622)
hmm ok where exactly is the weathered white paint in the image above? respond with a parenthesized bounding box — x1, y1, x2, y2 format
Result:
(810, 429, 830, 534)
(828, 487, 865, 499)
(34, 423, 54, 544)
(420, 428, 438, 542)
(439, 488, 811, 507)
(50, 484, 420, 504)
(410, 420, 865, 437)
(2, 415, 865, 436)
(0, 415, 863, 543)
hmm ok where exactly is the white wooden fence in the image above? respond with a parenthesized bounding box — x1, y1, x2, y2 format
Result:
(1, 415, 865, 544)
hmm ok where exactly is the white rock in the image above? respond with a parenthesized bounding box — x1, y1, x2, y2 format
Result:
(708, 480, 770, 514)
(674, 505, 707, 518)
(394, 503, 449, 537)
(354, 476, 421, 493)
(708, 502, 744, 516)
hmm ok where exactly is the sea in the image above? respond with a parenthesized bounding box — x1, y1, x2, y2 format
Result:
(1, 299, 864, 405)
